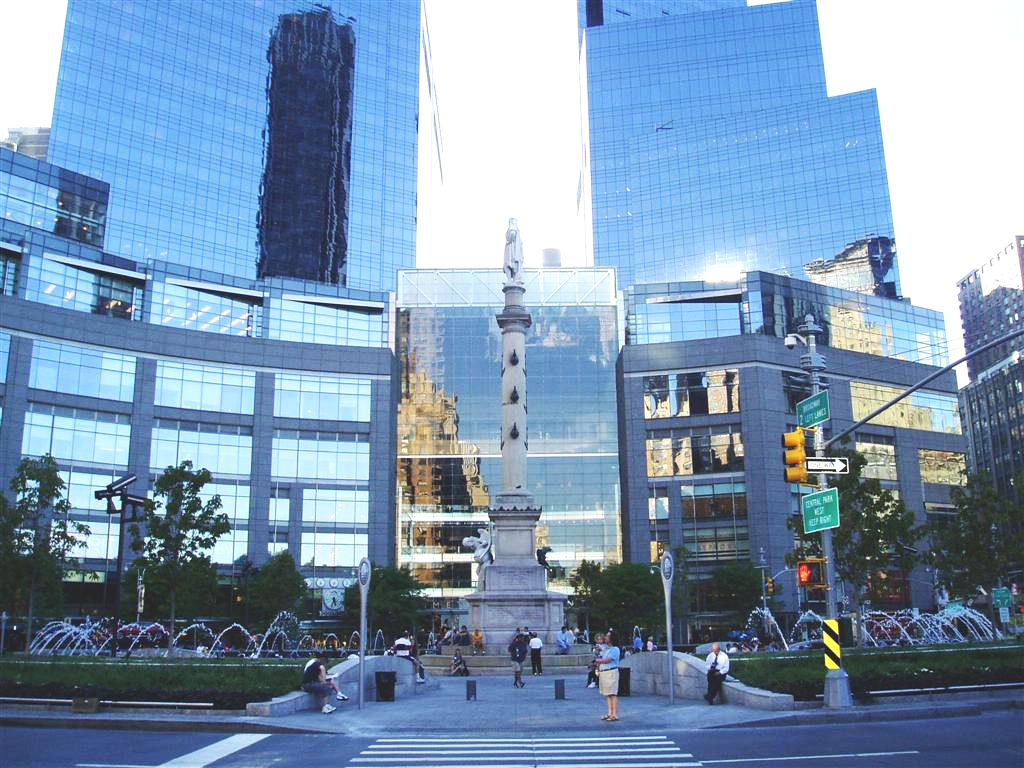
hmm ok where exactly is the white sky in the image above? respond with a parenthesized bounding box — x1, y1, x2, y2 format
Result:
(2, 0, 1022, 381)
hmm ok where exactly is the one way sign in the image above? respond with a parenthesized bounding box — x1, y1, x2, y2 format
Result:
(805, 457, 850, 474)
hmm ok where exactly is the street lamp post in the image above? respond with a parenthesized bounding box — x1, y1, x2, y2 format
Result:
(786, 314, 852, 708)
(758, 547, 768, 635)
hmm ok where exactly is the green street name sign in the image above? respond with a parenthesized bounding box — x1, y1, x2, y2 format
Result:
(802, 487, 840, 534)
(797, 390, 830, 428)
(993, 587, 1012, 609)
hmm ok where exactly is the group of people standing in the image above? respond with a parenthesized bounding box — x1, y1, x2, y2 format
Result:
(507, 627, 545, 686)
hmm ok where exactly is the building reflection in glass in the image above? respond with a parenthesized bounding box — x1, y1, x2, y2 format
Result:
(396, 269, 621, 609)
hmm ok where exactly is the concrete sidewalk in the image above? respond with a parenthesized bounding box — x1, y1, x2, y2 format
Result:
(2, 675, 1021, 736)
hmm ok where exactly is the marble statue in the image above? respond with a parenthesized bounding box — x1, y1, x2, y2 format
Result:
(504, 218, 524, 285)
(462, 528, 493, 588)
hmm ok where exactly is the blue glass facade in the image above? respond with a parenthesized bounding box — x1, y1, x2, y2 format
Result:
(579, 0, 898, 297)
(395, 269, 620, 613)
(49, 0, 419, 292)
(0, 147, 397, 616)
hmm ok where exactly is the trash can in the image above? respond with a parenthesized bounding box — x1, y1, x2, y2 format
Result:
(838, 617, 854, 646)
(617, 666, 630, 697)
(375, 670, 397, 702)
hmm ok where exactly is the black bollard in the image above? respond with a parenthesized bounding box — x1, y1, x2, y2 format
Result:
(466, 679, 477, 700)
(554, 678, 565, 700)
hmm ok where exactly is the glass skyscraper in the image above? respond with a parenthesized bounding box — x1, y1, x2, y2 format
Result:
(395, 268, 621, 619)
(49, 0, 420, 292)
(579, 0, 898, 297)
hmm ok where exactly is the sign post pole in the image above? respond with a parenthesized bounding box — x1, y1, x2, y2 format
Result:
(357, 558, 371, 710)
(660, 553, 675, 706)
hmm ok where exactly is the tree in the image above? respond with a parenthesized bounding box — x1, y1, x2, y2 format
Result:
(125, 556, 219, 623)
(127, 460, 229, 650)
(925, 473, 1024, 613)
(1, 455, 89, 649)
(342, 564, 426, 645)
(704, 560, 762, 620)
(588, 562, 662, 641)
(569, 559, 602, 636)
(788, 448, 919, 646)
(248, 551, 306, 627)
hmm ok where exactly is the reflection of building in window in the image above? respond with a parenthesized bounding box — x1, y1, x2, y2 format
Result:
(855, 439, 897, 482)
(917, 450, 967, 486)
(850, 382, 961, 434)
(645, 427, 744, 479)
(680, 482, 748, 563)
(258, 9, 355, 284)
(803, 235, 898, 298)
(643, 370, 740, 419)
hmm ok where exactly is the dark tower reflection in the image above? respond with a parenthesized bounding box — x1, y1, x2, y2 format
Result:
(258, 8, 355, 284)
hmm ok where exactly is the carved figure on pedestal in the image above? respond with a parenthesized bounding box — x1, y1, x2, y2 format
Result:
(463, 528, 493, 589)
(504, 218, 524, 286)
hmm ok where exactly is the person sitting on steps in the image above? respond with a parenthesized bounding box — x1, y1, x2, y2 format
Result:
(450, 649, 470, 676)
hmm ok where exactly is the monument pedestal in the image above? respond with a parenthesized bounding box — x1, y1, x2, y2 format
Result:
(465, 491, 565, 645)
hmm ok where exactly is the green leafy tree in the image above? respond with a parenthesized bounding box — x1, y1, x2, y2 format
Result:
(925, 473, 1024, 613)
(127, 460, 229, 650)
(589, 562, 662, 641)
(248, 551, 306, 627)
(1, 455, 89, 649)
(126, 556, 219, 623)
(342, 564, 426, 645)
(569, 559, 602, 636)
(704, 560, 762, 622)
(788, 448, 918, 646)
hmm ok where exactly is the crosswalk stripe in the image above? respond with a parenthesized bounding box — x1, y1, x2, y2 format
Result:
(349, 735, 702, 768)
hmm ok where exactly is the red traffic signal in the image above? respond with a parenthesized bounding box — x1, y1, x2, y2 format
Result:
(797, 559, 825, 587)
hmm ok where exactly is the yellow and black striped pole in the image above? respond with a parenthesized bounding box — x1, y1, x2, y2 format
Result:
(822, 619, 841, 670)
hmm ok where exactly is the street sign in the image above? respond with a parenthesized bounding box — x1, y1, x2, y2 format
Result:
(660, 552, 674, 584)
(802, 487, 840, 533)
(797, 391, 830, 428)
(993, 587, 1012, 609)
(999, 607, 1010, 624)
(805, 457, 850, 474)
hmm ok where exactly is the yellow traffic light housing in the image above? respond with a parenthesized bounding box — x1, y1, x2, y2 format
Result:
(782, 427, 809, 484)
(765, 576, 775, 595)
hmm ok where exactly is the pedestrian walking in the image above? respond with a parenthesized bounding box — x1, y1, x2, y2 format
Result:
(508, 632, 529, 688)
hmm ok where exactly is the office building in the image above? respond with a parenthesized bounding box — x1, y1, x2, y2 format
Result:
(579, 0, 963, 630)
(1, 147, 397, 613)
(578, 0, 897, 297)
(957, 237, 1024, 500)
(618, 273, 965, 633)
(395, 268, 620, 623)
(1, 128, 50, 161)
(48, 0, 421, 292)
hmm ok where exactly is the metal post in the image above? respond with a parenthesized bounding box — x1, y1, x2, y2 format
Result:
(800, 315, 852, 708)
(758, 548, 768, 635)
(660, 553, 675, 706)
(357, 558, 371, 710)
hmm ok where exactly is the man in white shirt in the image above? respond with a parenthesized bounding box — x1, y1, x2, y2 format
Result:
(392, 631, 426, 683)
(704, 642, 730, 704)
(528, 633, 544, 675)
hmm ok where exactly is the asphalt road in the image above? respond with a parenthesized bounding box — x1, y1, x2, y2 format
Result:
(2, 711, 1022, 768)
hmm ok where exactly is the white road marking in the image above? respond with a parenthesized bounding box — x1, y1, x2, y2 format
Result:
(702, 750, 919, 764)
(157, 734, 271, 767)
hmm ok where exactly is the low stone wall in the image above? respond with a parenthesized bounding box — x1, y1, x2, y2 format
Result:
(247, 654, 439, 717)
(621, 651, 794, 711)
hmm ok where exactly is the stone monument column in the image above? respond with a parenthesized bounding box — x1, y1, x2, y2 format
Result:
(465, 219, 566, 647)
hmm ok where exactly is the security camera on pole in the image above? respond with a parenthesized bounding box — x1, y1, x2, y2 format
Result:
(783, 315, 852, 708)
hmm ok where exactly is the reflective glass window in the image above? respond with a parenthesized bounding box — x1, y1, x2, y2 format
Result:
(25, 255, 142, 318)
(271, 430, 369, 482)
(0, 169, 107, 245)
(150, 419, 253, 477)
(0, 331, 9, 381)
(643, 369, 740, 419)
(850, 382, 962, 434)
(155, 360, 255, 414)
(274, 373, 371, 421)
(206, 482, 250, 564)
(918, 449, 967, 486)
(22, 404, 131, 468)
(1, 249, 17, 296)
(29, 339, 136, 401)
(268, 298, 386, 348)
(856, 439, 897, 481)
(680, 482, 748, 563)
(149, 282, 259, 337)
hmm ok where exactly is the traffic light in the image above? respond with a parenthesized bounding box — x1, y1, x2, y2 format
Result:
(765, 576, 775, 595)
(797, 559, 826, 587)
(782, 427, 808, 484)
